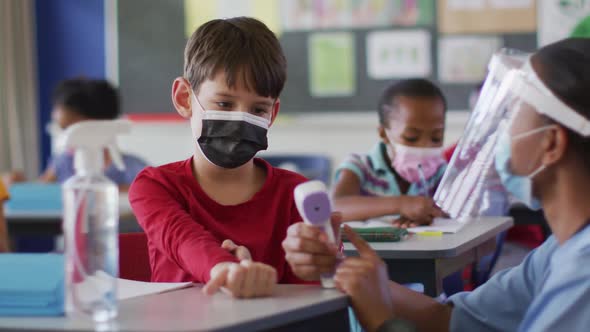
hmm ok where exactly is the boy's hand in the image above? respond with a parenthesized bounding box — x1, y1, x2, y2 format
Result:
(395, 196, 446, 228)
(221, 239, 252, 261)
(282, 212, 342, 281)
(203, 261, 277, 298)
(335, 226, 394, 332)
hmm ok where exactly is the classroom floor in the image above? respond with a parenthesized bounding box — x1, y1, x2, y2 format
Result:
(492, 242, 532, 275)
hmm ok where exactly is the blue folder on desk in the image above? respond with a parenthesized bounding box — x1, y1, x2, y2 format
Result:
(5, 183, 62, 213)
(0, 254, 65, 316)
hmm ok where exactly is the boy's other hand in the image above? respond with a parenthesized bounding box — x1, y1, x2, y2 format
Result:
(282, 212, 342, 281)
(203, 261, 277, 298)
(335, 225, 394, 332)
(395, 196, 446, 228)
(221, 239, 252, 261)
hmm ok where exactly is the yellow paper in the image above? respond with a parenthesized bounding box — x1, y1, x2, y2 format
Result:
(417, 231, 443, 236)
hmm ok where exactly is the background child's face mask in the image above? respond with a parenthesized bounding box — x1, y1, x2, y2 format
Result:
(192, 93, 270, 169)
(388, 141, 445, 183)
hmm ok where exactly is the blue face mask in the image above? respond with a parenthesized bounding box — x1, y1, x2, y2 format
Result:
(494, 126, 554, 210)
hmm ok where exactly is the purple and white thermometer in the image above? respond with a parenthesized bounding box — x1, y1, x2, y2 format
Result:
(294, 180, 336, 288)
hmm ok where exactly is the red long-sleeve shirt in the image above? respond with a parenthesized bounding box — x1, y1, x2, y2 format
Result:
(129, 157, 307, 284)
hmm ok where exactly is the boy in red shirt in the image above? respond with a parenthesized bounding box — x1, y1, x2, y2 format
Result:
(129, 17, 318, 298)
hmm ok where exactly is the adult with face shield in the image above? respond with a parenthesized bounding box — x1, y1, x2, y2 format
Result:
(282, 38, 590, 332)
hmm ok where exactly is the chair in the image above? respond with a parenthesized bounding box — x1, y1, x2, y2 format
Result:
(261, 155, 332, 184)
(485, 232, 508, 281)
(471, 231, 508, 287)
(119, 233, 151, 282)
(509, 204, 551, 240)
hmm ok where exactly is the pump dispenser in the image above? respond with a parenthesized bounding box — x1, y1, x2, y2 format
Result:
(61, 119, 131, 322)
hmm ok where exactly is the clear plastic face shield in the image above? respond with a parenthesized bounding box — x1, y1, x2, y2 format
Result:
(434, 49, 531, 219)
(437, 54, 590, 219)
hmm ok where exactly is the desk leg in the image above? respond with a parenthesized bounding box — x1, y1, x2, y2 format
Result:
(384, 259, 439, 297)
(272, 307, 350, 331)
(383, 242, 496, 298)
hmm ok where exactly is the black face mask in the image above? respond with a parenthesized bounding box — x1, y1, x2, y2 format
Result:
(197, 110, 269, 169)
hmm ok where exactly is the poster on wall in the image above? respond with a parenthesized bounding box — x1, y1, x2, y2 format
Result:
(388, 0, 434, 26)
(438, 36, 502, 83)
(280, 0, 434, 31)
(488, 0, 534, 9)
(308, 32, 356, 97)
(447, 0, 486, 10)
(315, 0, 355, 29)
(438, 0, 536, 33)
(352, 0, 435, 27)
(538, 0, 590, 46)
(366, 30, 431, 79)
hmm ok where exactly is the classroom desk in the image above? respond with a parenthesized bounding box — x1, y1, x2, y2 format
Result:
(5, 193, 142, 237)
(5, 210, 63, 236)
(343, 217, 513, 297)
(0, 285, 350, 332)
(5, 211, 142, 237)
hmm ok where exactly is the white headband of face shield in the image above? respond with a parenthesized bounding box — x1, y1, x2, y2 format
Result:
(515, 62, 590, 137)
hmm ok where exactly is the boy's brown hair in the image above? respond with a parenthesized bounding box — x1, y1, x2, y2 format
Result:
(184, 17, 286, 99)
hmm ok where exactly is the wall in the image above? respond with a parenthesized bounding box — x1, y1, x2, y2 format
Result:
(118, 111, 470, 174)
(35, 0, 106, 168)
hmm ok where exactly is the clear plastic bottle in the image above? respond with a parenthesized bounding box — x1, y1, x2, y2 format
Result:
(60, 120, 130, 323)
(63, 173, 119, 322)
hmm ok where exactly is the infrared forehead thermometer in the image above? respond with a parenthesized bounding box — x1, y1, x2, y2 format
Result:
(294, 180, 336, 288)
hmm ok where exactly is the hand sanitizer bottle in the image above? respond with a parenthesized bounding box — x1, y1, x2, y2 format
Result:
(62, 120, 131, 322)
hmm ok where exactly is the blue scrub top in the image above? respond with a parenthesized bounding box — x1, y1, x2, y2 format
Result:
(449, 222, 590, 331)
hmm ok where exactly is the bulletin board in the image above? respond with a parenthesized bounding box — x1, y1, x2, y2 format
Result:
(438, 0, 537, 34)
(117, 0, 538, 115)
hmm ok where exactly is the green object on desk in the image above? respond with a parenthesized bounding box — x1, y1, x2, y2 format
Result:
(343, 227, 408, 242)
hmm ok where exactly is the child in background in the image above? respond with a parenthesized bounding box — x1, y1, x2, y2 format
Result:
(4, 79, 147, 190)
(0, 180, 9, 252)
(332, 79, 447, 227)
(129, 17, 322, 298)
